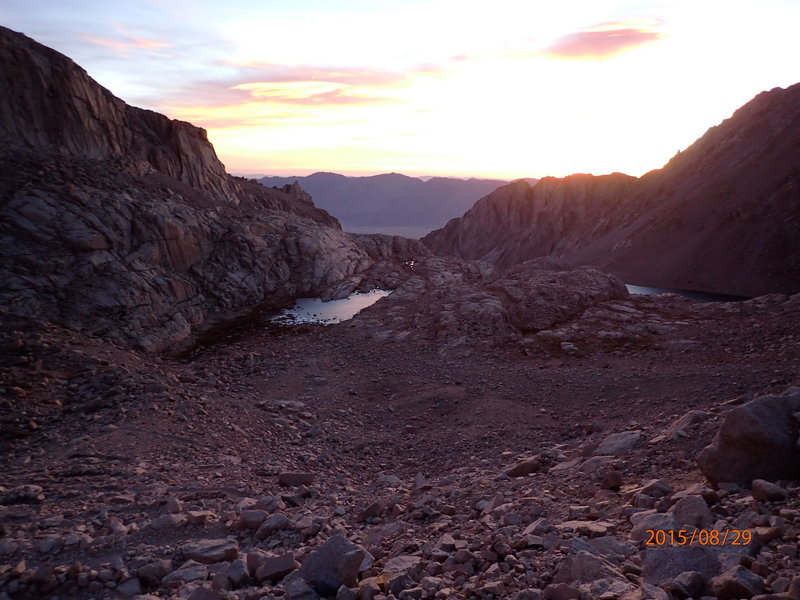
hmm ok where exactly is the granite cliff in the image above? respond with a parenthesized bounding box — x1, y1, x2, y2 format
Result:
(0, 26, 234, 199)
(0, 26, 423, 351)
(424, 83, 800, 297)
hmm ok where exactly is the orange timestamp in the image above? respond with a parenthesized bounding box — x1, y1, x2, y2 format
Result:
(644, 529, 753, 546)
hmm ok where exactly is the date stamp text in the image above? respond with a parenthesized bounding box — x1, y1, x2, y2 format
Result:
(644, 529, 753, 546)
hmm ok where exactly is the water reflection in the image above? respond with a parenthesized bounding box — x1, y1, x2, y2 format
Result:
(272, 289, 392, 325)
(626, 284, 748, 302)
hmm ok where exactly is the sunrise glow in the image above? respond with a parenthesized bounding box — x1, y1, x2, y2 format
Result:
(2, 0, 799, 179)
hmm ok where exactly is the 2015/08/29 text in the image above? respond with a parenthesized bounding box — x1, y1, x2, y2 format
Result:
(644, 529, 753, 546)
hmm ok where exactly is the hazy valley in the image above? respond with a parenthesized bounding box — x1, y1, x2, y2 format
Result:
(1, 24, 800, 600)
(258, 173, 512, 239)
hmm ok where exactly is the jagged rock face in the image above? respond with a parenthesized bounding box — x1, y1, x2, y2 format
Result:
(423, 82, 800, 297)
(0, 26, 235, 199)
(0, 27, 424, 351)
(0, 147, 376, 351)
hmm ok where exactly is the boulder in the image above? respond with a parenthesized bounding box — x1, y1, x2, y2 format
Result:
(239, 509, 268, 529)
(668, 495, 713, 529)
(186, 588, 222, 600)
(136, 559, 173, 587)
(698, 389, 800, 486)
(673, 570, 707, 599)
(629, 512, 681, 543)
(254, 552, 298, 582)
(542, 583, 581, 600)
(710, 565, 764, 599)
(225, 559, 248, 587)
(639, 480, 675, 499)
(162, 561, 209, 585)
(181, 538, 239, 564)
(348, 256, 629, 350)
(506, 456, 547, 477)
(115, 577, 143, 597)
(384, 555, 422, 573)
(255, 512, 291, 540)
(296, 535, 374, 596)
(285, 579, 321, 600)
(557, 550, 627, 584)
(751, 479, 788, 502)
(593, 430, 643, 456)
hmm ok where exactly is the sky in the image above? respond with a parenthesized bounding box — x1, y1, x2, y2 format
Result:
(2, 1, 799, 179)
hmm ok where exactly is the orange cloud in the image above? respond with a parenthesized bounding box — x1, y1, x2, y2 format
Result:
(160, 78, 402, 130)
(545, 20, 664, 60)
(146, 57, 449, 132)
(164, 106, 314, 129)
(79, 31, 171, 56)
(233, 81, 399, 106)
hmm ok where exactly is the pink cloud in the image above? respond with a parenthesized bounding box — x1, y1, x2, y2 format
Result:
(144, 58, 453, 127)
(79, 31, 172, 56)
(153, 62, 437, 109)
(233, 81, 400, 107)
(262, 88, 396, 106)
(221, 61, 408, 87)
(545, 22, 663, 59)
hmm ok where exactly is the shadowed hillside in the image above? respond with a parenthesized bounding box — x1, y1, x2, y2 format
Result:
(424, 83, 800, 297)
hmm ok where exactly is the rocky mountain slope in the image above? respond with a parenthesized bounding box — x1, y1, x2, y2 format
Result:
(0, 26, 232, 200)
(3, 24, 800, 600)
(258, 173, 511, 238)
(0, 26, 426, 352)
(423, 83, 800, 297)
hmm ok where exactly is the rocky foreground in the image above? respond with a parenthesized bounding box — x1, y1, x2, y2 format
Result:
(2, 286, 800, 600)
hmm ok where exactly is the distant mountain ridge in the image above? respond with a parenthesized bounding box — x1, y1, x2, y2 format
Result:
(424, 82, 800, 297)
(258, 172, 514, 238)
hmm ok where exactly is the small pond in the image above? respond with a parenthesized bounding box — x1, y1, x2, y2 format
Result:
(271, 289, 392, 325)
(625, 284, 748, 302)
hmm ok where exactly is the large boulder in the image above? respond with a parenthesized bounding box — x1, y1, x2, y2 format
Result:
(697, 388, 800, 487)
(296, 535, 374, 597)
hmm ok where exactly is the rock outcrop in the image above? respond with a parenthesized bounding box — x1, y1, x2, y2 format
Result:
(347, 256, 629, 353)
(0, 26, 234, 200)
(423, 82, 800, 297)
(0, 26, 426, 351)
